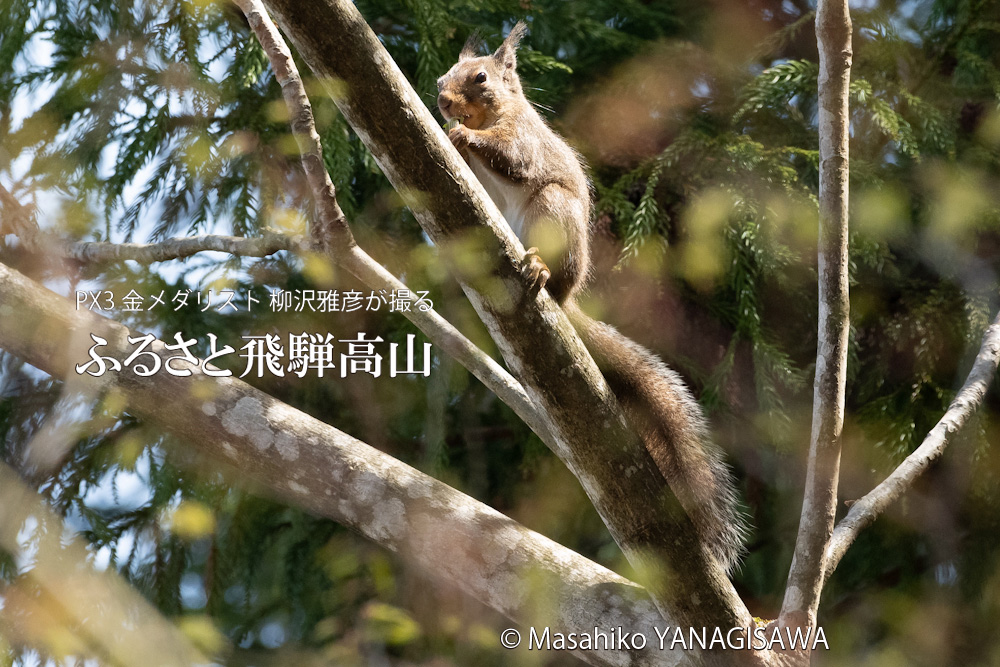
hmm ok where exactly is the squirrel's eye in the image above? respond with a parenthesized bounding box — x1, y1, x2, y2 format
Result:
(475, 71, 487, 83)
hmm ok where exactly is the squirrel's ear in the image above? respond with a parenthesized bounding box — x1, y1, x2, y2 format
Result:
(493, 21, 527, 71)
(459, 30, 483, 61)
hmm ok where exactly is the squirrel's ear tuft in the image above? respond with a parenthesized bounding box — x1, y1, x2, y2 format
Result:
(493, 21, 527, 70)
(459, 30, 483, 60)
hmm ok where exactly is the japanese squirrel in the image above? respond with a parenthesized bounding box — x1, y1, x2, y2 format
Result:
(437, 22, 747, 572)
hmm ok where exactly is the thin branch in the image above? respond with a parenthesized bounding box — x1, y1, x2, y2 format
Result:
(233, 0, 350, 254)
(781, 0, 852, 630)
(823, 310, 1000, 577)
(63, 231, 298, 263)
(2, 183, 294, 265)
(339, 245, 555, 444)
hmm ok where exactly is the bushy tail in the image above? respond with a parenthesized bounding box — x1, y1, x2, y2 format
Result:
(565, 301, 748, 572)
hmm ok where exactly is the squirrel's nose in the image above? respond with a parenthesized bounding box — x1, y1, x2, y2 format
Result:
(437, 94, 452, 115)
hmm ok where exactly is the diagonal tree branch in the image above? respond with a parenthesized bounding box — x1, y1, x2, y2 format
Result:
(823, 310, 1000, 578)
(231, 0, 348, 254)
(259, 0, 756, 642)
(0, 259, 686, 667)
(781, 0, 852, 631)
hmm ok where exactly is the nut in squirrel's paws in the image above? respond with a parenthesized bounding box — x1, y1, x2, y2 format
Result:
(520, 247, 551, 298)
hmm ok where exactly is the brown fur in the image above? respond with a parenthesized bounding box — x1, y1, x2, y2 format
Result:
(438, 23, 747, 571)
(437, 23, 589, 303)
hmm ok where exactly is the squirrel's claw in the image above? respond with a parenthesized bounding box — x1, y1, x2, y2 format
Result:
(520, 247, 550, 298)
(448, 125, 471, 153)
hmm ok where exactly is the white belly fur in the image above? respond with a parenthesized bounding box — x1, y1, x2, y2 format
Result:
(469, 157, 531, 238)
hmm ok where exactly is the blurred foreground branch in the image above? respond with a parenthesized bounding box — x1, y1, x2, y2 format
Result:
(0, 463, 209, 666)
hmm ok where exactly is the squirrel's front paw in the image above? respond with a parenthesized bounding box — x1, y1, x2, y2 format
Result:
(520, 247, 551, 298)
(448, 124, 472, 152)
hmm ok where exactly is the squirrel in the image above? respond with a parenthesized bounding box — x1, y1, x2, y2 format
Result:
(437, 22, 747, 572)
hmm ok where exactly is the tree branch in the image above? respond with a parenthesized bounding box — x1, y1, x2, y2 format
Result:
(823, 310, 1000, 577)
(0, 260, 688, 667)
(781, 0, 852, 630)
(63, 232, 298, 263)
(260, 0, 755, 640)
(232, 0, 349, 254)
